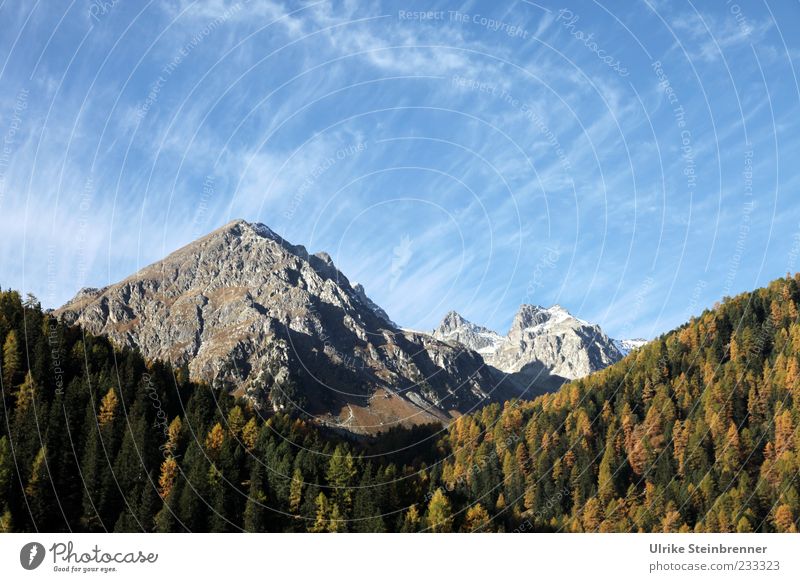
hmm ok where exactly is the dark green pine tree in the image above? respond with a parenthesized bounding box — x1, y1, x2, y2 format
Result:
(299, 484, 321, 532)
(326, 444, 357, 516)
(243, 457, 269, 531)
(0, 435, 12, 532)
(352, 463, 386, 532)
(44, 392, 76, 529)
(26, 446, 61, 530)
(79, 407, 105, 531)
(153, 485, 180, 533)
(79, 386, 123, 531)
(207, 474, 231, 532)
(111, 399, 153, 530)
(7, 372, 47, 532)
(10, 373, 44, 474)
(2, 329, 22, 388)
(0, 436, 12, 506)
(175, 442, 210, 532)
(208, 440, 239, 533)
(135, 475, 161, 532)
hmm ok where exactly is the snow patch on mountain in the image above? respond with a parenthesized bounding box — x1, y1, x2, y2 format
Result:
(612, 338, 649, 356)
(432, 311, 506, 355)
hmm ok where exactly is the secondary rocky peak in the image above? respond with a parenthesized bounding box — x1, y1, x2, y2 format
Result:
(431, 302, 629, 392)
(432, 311, 505, 356)
(436, 310, 470, 333)
(510, 304, 547, 329)
(509, 303, 580, 332)
(498, 304, 621, 387)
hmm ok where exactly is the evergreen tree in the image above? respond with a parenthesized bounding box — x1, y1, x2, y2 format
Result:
(326, 445, 357, 514)
(288, 467, 304, 514)
(243, 459, 269, 531)
(26, 446, 55, 529)
(462, 503, 491, 532)
(400, 505, 421, 532)
(426, 489, 453, 532)
(311, 492, 330, 532)
(2, 330, 21, 388)
(0, 436, 12, 508)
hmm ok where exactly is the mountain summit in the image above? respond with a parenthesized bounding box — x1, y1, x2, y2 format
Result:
(433, 311, 505, 356)
(56, 220, 514, 433)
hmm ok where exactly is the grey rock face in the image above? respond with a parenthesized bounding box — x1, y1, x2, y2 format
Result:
(433, 311, 505, 356)
(433, 304, 629, 391)
(56, 220, 507, 433)
(495, 304, 623, 384)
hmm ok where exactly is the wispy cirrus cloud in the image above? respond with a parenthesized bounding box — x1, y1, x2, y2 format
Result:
(0, 0, 797, 342)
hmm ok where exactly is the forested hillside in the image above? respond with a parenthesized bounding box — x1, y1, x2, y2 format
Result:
(1, 274, 799, 532)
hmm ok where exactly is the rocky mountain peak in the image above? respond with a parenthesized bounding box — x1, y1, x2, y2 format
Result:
(436, 310, 471, 333)
(510, 304, 547, 329)
(432, 311, 505, 356)
(55, 220, 509, 434)
(509, 303, 584, 334)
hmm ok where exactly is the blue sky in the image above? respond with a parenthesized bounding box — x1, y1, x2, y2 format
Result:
(1, 0, 799, 340)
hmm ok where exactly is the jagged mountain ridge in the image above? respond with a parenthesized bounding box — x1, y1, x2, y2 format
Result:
(432, 304, 644, 390)
(56, 219, 515, 433)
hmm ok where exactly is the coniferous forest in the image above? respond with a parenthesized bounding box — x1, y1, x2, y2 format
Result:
(1, 274, 800, 533)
